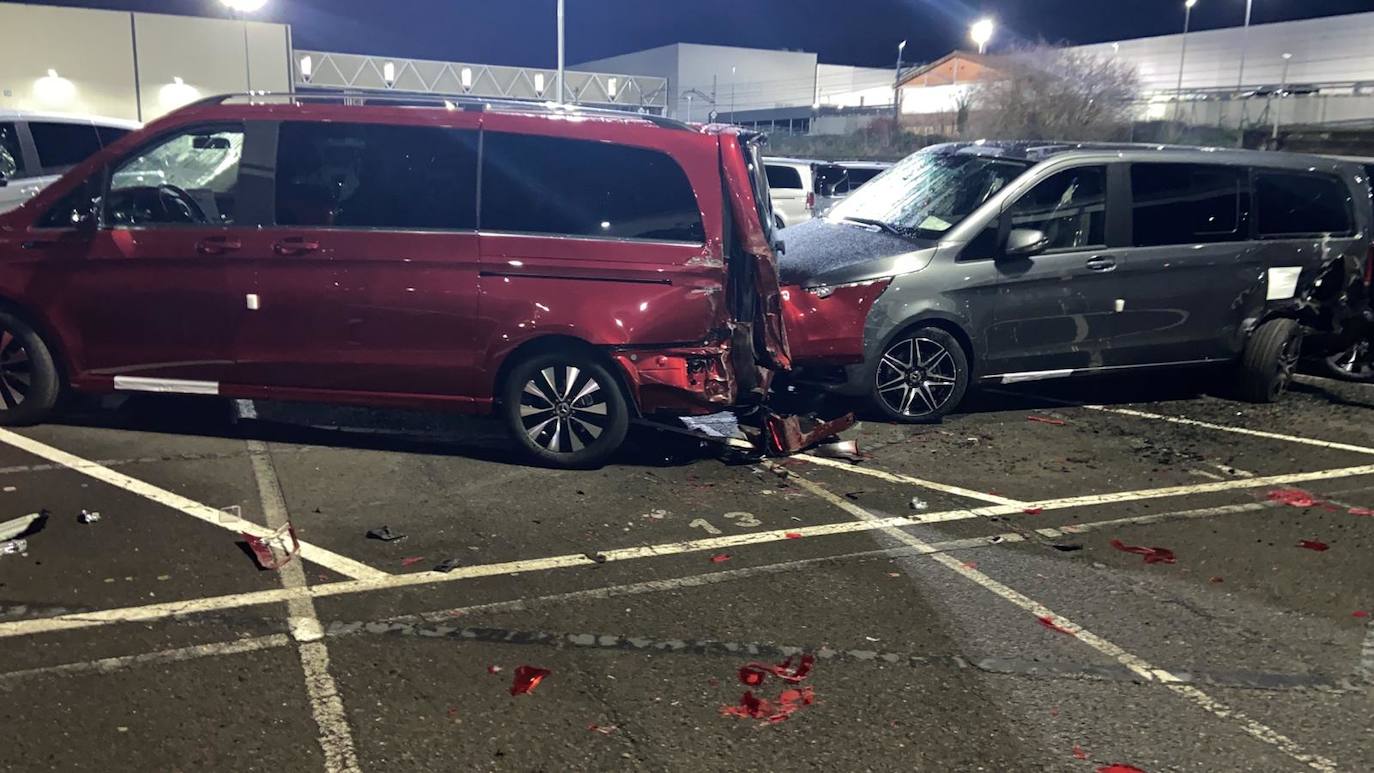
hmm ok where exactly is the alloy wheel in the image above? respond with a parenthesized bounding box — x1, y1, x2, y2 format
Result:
(518, 365, 610, 454)
(875, 336, 959, 418)
(0, 329, 32, 411)
(1274, 331, 1303, 398)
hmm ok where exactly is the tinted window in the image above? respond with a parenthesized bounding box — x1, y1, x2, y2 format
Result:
(1256, 171, 1353, 237)
(97, 126, 132, 147)
(107, 126, 243, 226)
(482, 133, 704, 242)
(276, 122, 478, 230)
(1131, 163, 1244, 247)
(38, 175, 102, 228)
(1008, 166, 1107, 251)
(29, 121, 101, 170)
(766, 164, 804, 190)
(846, 167, 884, 187)
(0, 123, 19, 179)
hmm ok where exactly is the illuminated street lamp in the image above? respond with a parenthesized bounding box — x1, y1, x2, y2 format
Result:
(219, 0, 266, 92)
(220, 0, 267, 11)
(970, 18, 995, 55)
(1174, 0, 1198, 124)
(893, 40, 906, 123)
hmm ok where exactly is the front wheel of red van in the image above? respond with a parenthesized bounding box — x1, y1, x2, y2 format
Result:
(0, 311, 61, 427)
(501, 352, 630, 469)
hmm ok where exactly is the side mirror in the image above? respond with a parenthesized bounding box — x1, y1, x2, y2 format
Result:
(1003, 228, 1049, 259)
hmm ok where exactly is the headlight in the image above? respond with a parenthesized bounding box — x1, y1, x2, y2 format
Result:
(805, 278, 889, 299)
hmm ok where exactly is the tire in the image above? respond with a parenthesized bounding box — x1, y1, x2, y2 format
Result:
(870, 326, 970, 423)
(500, 350, 630, 469)
(0, 310, 60, 426)
(1319, 340, 1374, 382)
(1237, 317, 1302, 402)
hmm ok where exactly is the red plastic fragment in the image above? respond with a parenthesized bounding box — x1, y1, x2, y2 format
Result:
(711, 553, 732, 563)
(1022, 506, 1044, 515)
(1298, 540, 1330, 552)
(1027, 415, 1067, 426)
(785, 532, 803, 539)
(961, 560, 978, 570)
(400, 556, 427, 567)
(1038, 616, 1077, 636)
(1349, 507, 1374, 516)
(446, 706, 459, 719)
(738, 665, 768, 686)
(1110, 539, 1177, 564)
(1267, 488, 1318, 508)
(1073, 745, 1088, 760)
(1097, 766, 1147, 773)
(1354, 610, 1369, 618)
(509, 665, 551, 696)
(720, 686, 815, 724)
(587, 724, 617, 735)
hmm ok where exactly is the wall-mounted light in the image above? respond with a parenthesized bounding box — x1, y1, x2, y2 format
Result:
(607, 77, 619, 101)
(299, 55, 313, 83)
(533, 72, 546, 96)
(34, 69, 76, 106)
(460, 67, 473, 90)
(159, 76, 200, 110)
(382, 61, 396, 88)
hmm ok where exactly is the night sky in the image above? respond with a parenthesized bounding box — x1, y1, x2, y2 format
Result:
(16, 0, 1374, 68)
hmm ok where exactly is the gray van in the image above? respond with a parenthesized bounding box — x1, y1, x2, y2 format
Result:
(779, 142, 1373, 421)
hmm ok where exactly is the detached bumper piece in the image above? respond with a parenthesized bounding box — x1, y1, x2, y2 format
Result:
(758, 411, 856, 456)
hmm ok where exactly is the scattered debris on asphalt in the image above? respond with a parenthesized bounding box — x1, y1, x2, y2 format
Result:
(1209, 576, 1225, 584)
(1038, 616, 1077, 636)
(1109, 539, 1177, 564)
(77, 509, 101, 524)
(366, 526, 407, 542)
(812, 439, 864, 461)
(785, 532, 803, 539)
(762, 412, 857, 455)
(1022, 506, 1044, 515)
(721, 654, 818, 724)
(710, 554, 732, 563)
(1267, 488, 1318, 508)
(1073, 745, 1088, 760)
(680, 411, 744, 439)
(962, 560, 978, 569)
(584, 551, 608, 564)
(400, 556, 426, 567)
(1027, 415, 1066, 426)
(909, 496, 929, 511)
(487, 665, 503, 674)
(0, 512, 43, 541)
(1096, 765, 1147, 773)
(1349, 507, 1374, 516)
(587, 724, 618, 735)
(1050, 543, 1083, 552)
(1353, 610, 1369, 618)
(0, 538, 26, 557)
(433, 558, 462, 573)
(509, 665, 551, 696)
(1298, 539, 1330, 552)
(243, 523, 299, 570)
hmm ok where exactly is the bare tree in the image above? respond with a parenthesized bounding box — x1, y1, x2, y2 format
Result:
(969, 45, 1140, 141)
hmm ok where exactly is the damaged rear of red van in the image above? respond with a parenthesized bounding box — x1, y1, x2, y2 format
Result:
(0, 95, 789, 468)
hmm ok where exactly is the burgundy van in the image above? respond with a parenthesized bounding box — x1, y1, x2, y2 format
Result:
(0, 95, 789, 468)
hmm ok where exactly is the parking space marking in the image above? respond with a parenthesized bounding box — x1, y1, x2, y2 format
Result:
(1029, 463, 1374, 510)
(1088, 405, 1374, 456)
(783, 470, 1340, 773)
(0, 634, 291, 688)
(247, 440, 361, 773)
(788, 452, 1029, 506)
(0, 428, 387, 582)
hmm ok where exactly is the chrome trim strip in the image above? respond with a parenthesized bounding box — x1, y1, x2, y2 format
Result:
(985, 358, 1222, 384)
(113, 377, 219, 395)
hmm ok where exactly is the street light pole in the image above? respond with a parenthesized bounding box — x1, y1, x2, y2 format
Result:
(219, 0, 266, 92)
(1236, 0, 1253, 144)
(1273, 52, 1292, 142)
(556, 0, 565, 104)
(730, 65, 736, 124)
(893, 40, 906, 125)
(1173, 0, 1197, 124)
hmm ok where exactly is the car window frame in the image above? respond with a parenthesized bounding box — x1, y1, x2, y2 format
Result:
(27, 119, 104, 177)
(1124, 161, 1251, 248)
(764, 163, 805, 192)
(1001, 160, 1116, 256)
(100, 120, 267, 231)
(0, 120, 30, 181)
(1250, 166, 1356, 240)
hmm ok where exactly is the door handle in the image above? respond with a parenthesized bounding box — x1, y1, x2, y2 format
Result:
(196, 237, 242, 255)
(273, 238, 321, 256)
(1085, 255, 1117, 271)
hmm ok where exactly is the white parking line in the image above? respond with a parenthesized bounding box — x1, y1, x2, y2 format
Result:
(0, 428, 387, 582)
(247, 440, 361, 773)
(1087, 405, 1374, 456)
(0, 634, 291, 687)
(788, 452, 1028, 506)
(783, 470, 1339, 773)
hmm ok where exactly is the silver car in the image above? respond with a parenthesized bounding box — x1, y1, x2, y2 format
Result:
(0, 111, 140, 213)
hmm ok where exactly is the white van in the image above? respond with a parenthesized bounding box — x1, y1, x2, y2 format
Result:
(762, 157, 819, 229)
(0, 111, 140, 213)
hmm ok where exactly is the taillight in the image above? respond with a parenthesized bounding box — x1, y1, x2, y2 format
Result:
(806, 191, 815, 210)
(1364, 245, 1373, 287)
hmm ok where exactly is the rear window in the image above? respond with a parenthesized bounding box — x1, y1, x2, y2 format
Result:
(1255, 170, 1353, 237)
(0, 122, 19, 179)
(29, 121, 102, 170)
(765, 164, 803, 190)
(481, 133, 704, 242)
(275, 122, 478, 230)
(1131, 163, 1245, 247)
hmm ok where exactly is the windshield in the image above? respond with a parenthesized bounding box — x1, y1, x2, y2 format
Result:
(827, 151, 1032, 238)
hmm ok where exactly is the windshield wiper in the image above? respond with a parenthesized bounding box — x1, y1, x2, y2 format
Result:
(839, 216, 905, 236)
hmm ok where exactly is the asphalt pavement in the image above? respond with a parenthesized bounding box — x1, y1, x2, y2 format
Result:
(1, 371, 1372, 772)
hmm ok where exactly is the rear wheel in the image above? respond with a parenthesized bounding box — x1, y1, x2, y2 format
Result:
(0, 311, 60, 426)
(1237, 317, 1302, 402)
(501, 351, 629, 469)
(871, 326, 969, 423)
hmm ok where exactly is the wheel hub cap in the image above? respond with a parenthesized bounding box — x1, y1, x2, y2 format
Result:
(875, 336, 958, 418)
(518, 365, 610, 454)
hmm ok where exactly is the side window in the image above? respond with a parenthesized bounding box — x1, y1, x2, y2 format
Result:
(275, 122, 477, 230)
(482, 133, 704, 242)
(29, 121, 102, 172)
(766, 165, 803, 190)
(38, 175, 102, 229)
(1131, 163, 1245, 247)
(1255, 170, 1353, 238)
(1007, 165, 1107, 251)
(96, 126, 132, 147)
(107, 126, 244, 226)
(0, 123, 20, 180)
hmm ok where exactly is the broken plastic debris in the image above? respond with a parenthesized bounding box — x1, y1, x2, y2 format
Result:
(587, 724, 618, 735)
(1349, 507, 1374, 516)
(784, 532, 803, 540)
(961, 560, 978, 569)
(710, 554, 732, 564)
(909, 497, 929, 511)
(1298, 539, 1329, 552)
(433, 558, 462, 573)
(1073, 745, 1088, 760)
(1038, 616, 1076, 637)
(1096, 766, 1147, 773)
(1022, 506, 1044, 515)
(0, 538, 26, 557)
(0, 512, 42, 541)
(1267, 488, 1318, 508)
(1353, 610, 1369, 618)
(738, 665, 768, 687)
(1027, 415, 1066, 426)
(487, 665, 503, 674)
(1109, 539, 1176, 564)
(812, 439, 864, 462)
(721, 686, 815, 724)
(584, 551, 608, 564)
(242, 523, 299, 570)
(365, 526, 407, 542)
(400, 556, 427, 567)
(762, 412, 857, 455)
(509, 665, 551, 696)
(77, 510, 101, 524)
(1209, 576, 1224, 584)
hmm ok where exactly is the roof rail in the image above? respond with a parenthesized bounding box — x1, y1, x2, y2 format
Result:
(181, 91, 692, 131)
